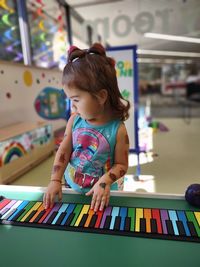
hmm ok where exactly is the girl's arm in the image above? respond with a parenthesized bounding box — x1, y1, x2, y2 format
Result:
(86, 123, 129, 211)
(43, 114, 76, 208)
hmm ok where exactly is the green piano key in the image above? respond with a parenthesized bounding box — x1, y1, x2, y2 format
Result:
(128, 207, 135, 232)
(16, 202, 36, 222)
(185, 211, 200, 237)
(70, 204, 83, 226)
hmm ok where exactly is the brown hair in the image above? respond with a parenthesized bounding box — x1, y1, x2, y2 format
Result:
(62, 43, 130, 121)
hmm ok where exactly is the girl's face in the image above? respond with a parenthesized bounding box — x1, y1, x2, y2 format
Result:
(64, 86, 103, 121)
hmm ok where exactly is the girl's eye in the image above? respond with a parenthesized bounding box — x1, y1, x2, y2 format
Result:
(73, 99, 79, 103)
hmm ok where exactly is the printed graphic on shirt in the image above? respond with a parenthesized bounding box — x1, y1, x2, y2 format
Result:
(71, 127, 111, 180)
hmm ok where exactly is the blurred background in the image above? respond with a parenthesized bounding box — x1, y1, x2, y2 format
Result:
(0, 0, 200, 195)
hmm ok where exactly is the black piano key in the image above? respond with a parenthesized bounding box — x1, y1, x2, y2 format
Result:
(79, 214, 88, 227)
(103, 215, 112, 230)
(89, 214, 97, 228)
(124, 217, 131, 231)
(46, 211, 58, 225)
(64, 213, 75, 226)
(33, 210, 46, 223)
(150, 219, 158, 233)
(11, 209, 26, 222)
(55, 212, 67, 225)
(114, 216, 121, 231)
(176, 221, 186, 236)
(166, 220, 174, 235)
(187, 221, 198, 237)
(0, 196, 5, 201)
(24, 210, 37, 223)
(140, 218, 146, 233)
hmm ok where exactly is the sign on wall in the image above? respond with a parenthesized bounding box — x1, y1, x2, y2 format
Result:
(107, 45, 139, 152)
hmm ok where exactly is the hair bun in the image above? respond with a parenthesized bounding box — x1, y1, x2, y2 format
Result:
(88, 43, 106, 56)
(68, 46, 79, 56)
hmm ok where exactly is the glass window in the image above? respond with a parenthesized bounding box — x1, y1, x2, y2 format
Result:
(26, 0, 68, 69)
(0, 0, 23, 62)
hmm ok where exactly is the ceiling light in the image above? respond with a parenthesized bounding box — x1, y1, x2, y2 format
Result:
(144, 33, 200, 44)
(137, 49, 200, 58)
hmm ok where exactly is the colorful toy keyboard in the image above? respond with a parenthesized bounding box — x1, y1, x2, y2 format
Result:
(0, 197, 200, 243)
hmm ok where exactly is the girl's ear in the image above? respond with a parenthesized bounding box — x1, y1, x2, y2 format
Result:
(96, 89, 108, 105)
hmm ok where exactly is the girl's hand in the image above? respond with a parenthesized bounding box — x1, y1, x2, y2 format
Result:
(43, 181, 62, 209)
(86, 181, 111, 212)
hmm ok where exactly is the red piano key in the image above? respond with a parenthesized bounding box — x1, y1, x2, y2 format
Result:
(94, 210, 103, 228)
(152, 209, 162, 234)
(38, 207, 52, 223)
(0, 199, 11, 211)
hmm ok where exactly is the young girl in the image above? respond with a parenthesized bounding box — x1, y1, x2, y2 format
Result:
(43, 43, 130, 212)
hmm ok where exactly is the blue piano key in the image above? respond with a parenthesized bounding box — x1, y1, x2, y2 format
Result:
(61, 204, 75, 225)
(110, 207, 120, 230)
(177, 210, 191, 236)
(52, 203, 69, 224)
(119, 207, 127, 231)
(7, 201, 29, 221)
(168, 210, 179, 235)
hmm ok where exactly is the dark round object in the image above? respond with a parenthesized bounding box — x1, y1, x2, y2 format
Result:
(185, 184, 200, 208)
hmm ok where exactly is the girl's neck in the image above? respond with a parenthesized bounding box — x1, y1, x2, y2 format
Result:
(86, 107, 116, 126)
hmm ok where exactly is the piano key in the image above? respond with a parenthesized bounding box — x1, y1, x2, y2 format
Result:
(2, 208, 17, 220)
(166, 220, 174, 235)
(0, 200, 18, 219)
(119, 207, 127, 231)
(24, 210, 37, 223)
(51, 204, 69, 225)
(124, 217, 131, 231)
(100, 206, 112, 229)
(176, 221, 186, 236)
(8, 201, 29, 221)
(74, 205, 90, 227)
(185, 211, 200, 237)
(1, 200, 22, 220)
(94, 210, 103, 228)
(70, 204, 83, 226)
(17, 202, 36, 222)
(0, 196, 4, 202)
(29, 205, 45, 223)
(135, 208, 143, 232)
(42, 203, 62, 224)
(152, 209, 162, 234)
(114, 216, 121, 231)
(0, 208, 9, 217)
(143, 208, 152, 233)
(160, 209, 168, 234)
(109, 207, 120, 230)
(168, 210, 179, 235)
(65, 213, 75, 226)
(55, 212, 67, 225)
(89, 214, 97, 228)
(21, 202, 42, 222)
(176, 211, 190, 236)
(60, 204, 75, 226)
(11, 209, 26, 222)
(127, 208, 135, 232)
(103, 215, 112, 230)
(0, 198, 11, 211)
(46, 211, 58, 224)
(84, 209, 95, 228)
(33, 210, 46, 223)
(78, 214, 88, 227)
(187, 221, 198, 237)
(194, 212, 200, 227)
(140, 218, 146, 233)
(150, 218, 158, 234)
(38, 208, 53, 223)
